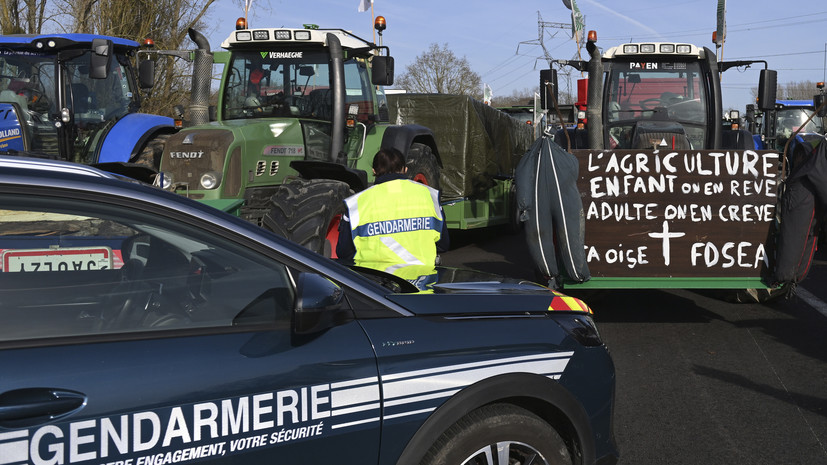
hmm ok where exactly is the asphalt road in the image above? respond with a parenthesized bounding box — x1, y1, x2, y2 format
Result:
(441, 226, 827, 465)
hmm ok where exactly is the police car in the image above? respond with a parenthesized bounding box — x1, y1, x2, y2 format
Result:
(0, 157, 618, 465)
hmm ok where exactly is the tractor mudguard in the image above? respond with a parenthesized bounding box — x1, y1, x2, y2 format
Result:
(98, 113, 174, 163)
(0, 103, 26, 152)
(381, 125, 441, 166)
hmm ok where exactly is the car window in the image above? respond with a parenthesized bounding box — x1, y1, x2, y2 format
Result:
(0, 195, 296, 342)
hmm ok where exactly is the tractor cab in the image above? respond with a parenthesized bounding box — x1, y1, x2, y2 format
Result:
(0, 35, 144, 163)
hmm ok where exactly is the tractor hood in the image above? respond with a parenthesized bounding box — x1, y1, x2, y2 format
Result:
(159, 118, 315, 197)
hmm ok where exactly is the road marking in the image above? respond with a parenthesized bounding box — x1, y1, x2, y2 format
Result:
(796, 287, 827, 318)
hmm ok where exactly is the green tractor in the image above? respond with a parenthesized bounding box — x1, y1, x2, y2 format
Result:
(157, 19, 440, 256)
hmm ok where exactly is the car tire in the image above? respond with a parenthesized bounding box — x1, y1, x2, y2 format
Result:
(263, 178, 353, 257)
(406, 142, 440, 190)
(421, 404, 572, 465)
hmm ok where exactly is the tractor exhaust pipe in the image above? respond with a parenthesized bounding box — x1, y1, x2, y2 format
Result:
(327, 33, 346, 162)
(187, 28, 212, 126)
(586, 37, 604, 150)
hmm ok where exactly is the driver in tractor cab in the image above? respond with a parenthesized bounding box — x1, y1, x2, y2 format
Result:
(243, 65, 266, 113)
(1, 68, 47, 115)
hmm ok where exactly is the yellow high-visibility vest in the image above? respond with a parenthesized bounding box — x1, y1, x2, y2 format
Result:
(345, 179, 442, 273)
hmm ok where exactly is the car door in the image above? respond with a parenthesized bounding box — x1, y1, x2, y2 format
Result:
(0, 190, 381, 465)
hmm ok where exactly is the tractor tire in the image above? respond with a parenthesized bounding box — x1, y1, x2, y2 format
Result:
(262, 179, 353, 257)
(133, 133, 172, 169)
(720, 286, 790, 304)
(240, 187, 278, 227)
(406, 142, 440, 190)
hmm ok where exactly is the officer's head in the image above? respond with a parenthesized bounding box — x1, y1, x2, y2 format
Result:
(373, 147, 407, 176)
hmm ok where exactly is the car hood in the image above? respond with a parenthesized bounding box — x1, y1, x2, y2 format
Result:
(378, 266, 592, 316)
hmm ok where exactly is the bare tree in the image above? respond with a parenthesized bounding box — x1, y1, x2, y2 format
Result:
(1, 0, 51, 34)
(780, 80, 822, 100)
(51, 0, 216, 116)
(395, 43, 482, 98)
(750, 80, 823, 103)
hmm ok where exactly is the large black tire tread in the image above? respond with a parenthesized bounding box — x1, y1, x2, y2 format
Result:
(421, 403, 572, 465)
(133, 133, 172, 169)
(262, 179, 353, 256)
(406, 142, 440, 190)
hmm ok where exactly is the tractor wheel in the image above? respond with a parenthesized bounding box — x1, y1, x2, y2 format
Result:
(406, 142, 440, 190)
(240, 188, 278, 227)
(133, 133, 171, 169)
(721, 286, 790, 304)
(262, 179, 353, 257)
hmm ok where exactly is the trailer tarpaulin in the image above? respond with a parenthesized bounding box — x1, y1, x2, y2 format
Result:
(388, 94, 533, 202)
(516, 135, 589, 288)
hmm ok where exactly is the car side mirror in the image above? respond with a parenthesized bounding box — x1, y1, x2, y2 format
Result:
(293, 273, 351, 335)
(90, 38, 113, 80)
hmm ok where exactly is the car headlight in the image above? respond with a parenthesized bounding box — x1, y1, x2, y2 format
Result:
(200, 171, 222, 189)
(557, 314, 603, 347)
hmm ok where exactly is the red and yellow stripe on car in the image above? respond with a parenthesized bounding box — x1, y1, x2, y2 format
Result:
(548, 291, 593, 314)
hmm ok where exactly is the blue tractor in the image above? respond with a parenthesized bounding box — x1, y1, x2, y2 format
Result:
(750, 98, 825, 151)
(0, 33, 175, 170)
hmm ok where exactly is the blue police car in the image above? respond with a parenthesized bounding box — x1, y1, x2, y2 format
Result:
(0, 157, 618, 465)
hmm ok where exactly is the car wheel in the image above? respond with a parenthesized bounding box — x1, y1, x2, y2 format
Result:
(406, 142, 440, 190)
(263, 178, 353, 257)
(422, 404, 572, 465)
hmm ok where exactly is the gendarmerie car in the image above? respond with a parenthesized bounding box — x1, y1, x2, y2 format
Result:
(0, 157, 618, 465)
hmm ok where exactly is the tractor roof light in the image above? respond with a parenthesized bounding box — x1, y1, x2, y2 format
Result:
(659, 44, 675, 53)
(142, 38, 155, 48)
(587, 30, 597, 43)
(375, 16, 386, 34)
(236, 17, 248, 30)
(623, 44, 638, 54)
(676, 44, 692, 54)
(640, 44, 656, 53)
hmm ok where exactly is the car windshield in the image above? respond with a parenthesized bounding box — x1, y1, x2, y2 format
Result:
(222, 50, 333, 121)
(605, 61, 708, 149)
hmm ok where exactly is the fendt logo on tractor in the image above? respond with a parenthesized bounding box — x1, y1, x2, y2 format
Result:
(169, 151, 205, 159)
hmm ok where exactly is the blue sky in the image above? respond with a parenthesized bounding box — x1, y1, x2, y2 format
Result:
(205, 0, 827, 111)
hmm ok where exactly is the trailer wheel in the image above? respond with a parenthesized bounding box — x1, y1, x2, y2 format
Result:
(133, 133, 171, 169)
(421, 404, 572, 465)
(406, 142, 440, 190)
(263, 179, 353, 257)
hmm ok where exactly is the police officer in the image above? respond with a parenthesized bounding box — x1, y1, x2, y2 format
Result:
(336, 147, 449, 277)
